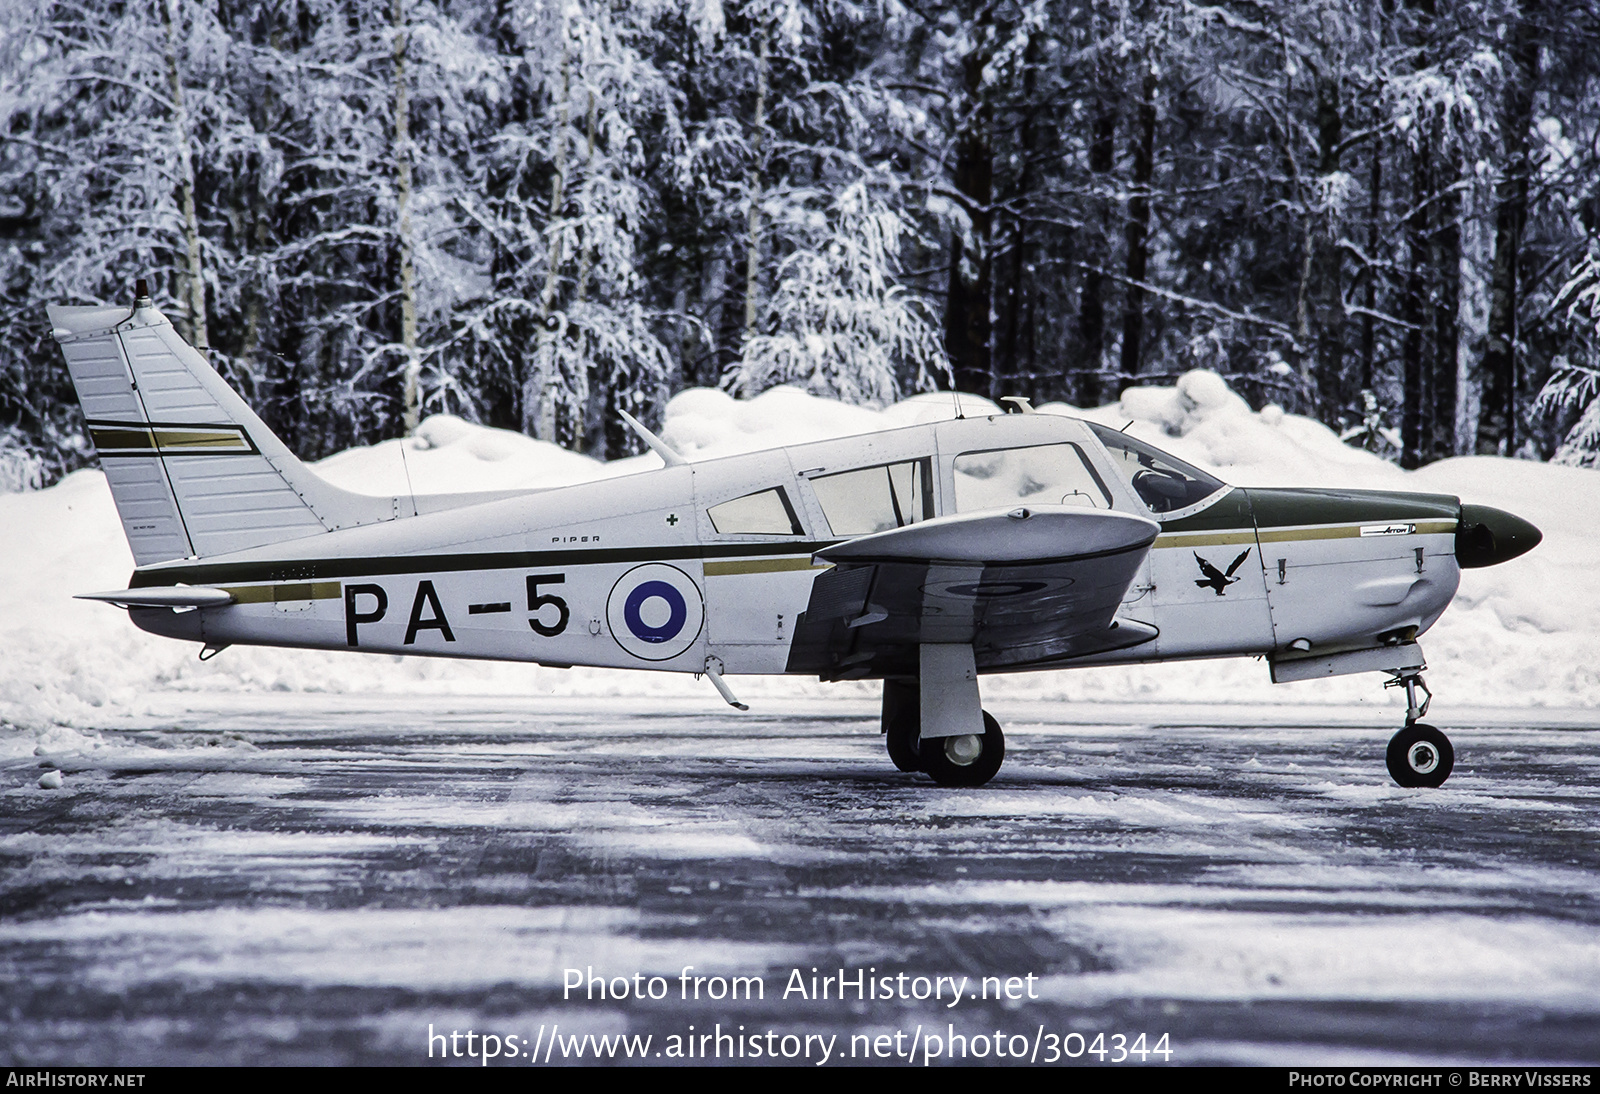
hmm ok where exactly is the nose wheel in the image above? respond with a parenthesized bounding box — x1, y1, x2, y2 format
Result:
(1383, 670, 1455, 788)
(1386, 722, 1454, 787)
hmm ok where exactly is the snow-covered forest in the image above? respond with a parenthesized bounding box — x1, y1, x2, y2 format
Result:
(3, 0, 1600, 486)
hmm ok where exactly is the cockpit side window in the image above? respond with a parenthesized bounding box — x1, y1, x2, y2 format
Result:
(707, 487, 804, 535)
(1086, 423, 1224, 514)
(810, 458, 934, 536)
(952, 443, 1111, 511)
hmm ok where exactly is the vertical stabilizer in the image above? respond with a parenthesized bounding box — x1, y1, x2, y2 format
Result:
(49, 301, 395, 564)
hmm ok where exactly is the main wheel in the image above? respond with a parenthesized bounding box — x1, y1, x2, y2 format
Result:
(886, 713, 920, 772)
(1386, 723, 1454, 788)
(882, 678, 920, 772)
(920, 711, 1005, 787)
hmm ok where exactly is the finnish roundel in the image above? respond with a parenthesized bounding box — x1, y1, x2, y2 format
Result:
(607, 563, 705, 662)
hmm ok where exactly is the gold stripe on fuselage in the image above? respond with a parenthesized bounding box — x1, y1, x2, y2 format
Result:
(704, 557, 828, 577)
(1254, 519, 1456, 543)
(1154, 531, 1258, 549)
(222, 581, 343, 604)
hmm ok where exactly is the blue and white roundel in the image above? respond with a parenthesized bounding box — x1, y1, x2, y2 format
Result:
(607, 564, 704, 662)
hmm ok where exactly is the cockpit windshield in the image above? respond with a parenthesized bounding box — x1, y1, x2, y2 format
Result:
(1086, 423, 1225, 515)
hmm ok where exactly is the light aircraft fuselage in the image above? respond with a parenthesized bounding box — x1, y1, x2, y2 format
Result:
(119, 414, 1461, 680)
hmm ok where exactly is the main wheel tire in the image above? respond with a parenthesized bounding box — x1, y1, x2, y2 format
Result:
(886, 713, 920, 772)
(882, 678, 921, 772)
(920, 711, 1005, 787)
(1386, 722, 1454, 788)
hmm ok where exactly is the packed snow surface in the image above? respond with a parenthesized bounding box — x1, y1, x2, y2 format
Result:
(4, 695, 1597, 1065)
(2, 372, 1596, 743)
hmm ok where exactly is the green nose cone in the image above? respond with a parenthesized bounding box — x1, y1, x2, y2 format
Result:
(1456, 504, 1542, 568)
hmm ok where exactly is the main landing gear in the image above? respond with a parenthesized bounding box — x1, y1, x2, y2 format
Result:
(1383, 669, 1454, 788)
(882, 676, 1006, 787)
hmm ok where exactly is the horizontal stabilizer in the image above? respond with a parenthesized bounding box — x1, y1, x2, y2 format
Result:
(76, 587, 235, 609)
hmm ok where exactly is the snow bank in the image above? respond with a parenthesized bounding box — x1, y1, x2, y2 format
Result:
(1, 374, 1594, 742)
(659, 386, 1001, 459)
(1066, 370, 1408, 489)
(313, 414, 654, 494)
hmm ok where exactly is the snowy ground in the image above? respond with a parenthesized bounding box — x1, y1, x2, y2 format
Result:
(2, 694, 1597, 1066)
(2, 374, 1597, 1065)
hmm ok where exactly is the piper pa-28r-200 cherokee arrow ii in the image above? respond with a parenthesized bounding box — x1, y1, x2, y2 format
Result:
(51, 288, 1541, 789)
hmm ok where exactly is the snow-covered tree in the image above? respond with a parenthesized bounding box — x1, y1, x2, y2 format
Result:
(728, 176, 942, 404)
(3, 0, 1600, 484)
(237, 0, 499, 452)
(448, 0, 676, 455)
(1534, 252, 1600, 467)
(0, 0, 242, 475)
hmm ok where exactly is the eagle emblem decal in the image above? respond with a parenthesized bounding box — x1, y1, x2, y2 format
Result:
(1194, 549, 1252, 596)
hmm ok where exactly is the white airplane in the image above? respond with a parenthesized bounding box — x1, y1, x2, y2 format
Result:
(50, 289, 1541, 789)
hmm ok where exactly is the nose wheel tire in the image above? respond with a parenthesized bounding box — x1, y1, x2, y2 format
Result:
(1386, 723, 1454, 788)
(920, 711, 1005, 788)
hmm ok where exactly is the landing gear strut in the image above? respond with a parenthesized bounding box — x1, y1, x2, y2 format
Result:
(1382, 669, 1454, 788)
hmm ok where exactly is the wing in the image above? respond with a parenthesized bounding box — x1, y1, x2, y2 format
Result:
(785, 507, 1160, 680)
(1224, 548, 1252, 577)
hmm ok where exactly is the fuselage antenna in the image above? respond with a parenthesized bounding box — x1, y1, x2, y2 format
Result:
(397, 433, 419, 517)
(619, 409, 686, 467)
(938, 357, 964, 420)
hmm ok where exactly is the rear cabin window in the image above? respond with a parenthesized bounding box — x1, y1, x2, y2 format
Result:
(707, 487, 803, 535)
(810, 459, 934, 536)
(1086, 423, 1224, 514)
(952, 443, 1111, 512)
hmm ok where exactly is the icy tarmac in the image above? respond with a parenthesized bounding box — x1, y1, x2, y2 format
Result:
(3, 694, 1598, 1067)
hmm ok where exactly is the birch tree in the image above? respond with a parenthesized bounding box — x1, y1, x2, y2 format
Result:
(0, 0, 239, 473)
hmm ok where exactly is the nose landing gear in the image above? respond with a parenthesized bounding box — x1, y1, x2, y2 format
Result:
(1383, 669, 1454, 788)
